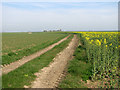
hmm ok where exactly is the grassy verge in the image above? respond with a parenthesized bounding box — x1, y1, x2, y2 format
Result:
(2, 34, 67, 65)
(58, 35, 92, 88)
(2, 35, 73, 88)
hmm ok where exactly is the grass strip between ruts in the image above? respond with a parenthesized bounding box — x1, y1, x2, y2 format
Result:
(2, 35, 73, 88)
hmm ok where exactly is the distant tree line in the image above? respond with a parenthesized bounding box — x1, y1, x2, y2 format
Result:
(43, 29, 62, 32)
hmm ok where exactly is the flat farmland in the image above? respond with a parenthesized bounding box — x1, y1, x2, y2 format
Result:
(2, 32, 119, 88)
(2, 32, 67, 65)
(2, 32, 67, 54)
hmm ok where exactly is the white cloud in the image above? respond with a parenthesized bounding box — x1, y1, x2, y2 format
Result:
(2, 2, 118, 32)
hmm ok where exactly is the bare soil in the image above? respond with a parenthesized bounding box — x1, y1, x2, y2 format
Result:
(82, 78, 119, 88)
(28, 35, 78, 88)
(2, 35, 70, 75)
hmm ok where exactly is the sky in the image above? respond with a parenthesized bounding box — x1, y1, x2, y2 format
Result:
(1, 1, 119, 32)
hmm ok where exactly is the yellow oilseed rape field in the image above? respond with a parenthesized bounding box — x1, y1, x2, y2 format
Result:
(74, 32, 119, 88)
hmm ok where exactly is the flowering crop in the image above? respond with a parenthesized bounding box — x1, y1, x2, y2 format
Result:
(74, 32, 119, 88)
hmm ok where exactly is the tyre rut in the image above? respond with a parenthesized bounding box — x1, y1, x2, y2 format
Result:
(29, 35, 78, 88)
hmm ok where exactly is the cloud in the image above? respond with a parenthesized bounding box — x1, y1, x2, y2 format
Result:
(2, 2, 118, 32)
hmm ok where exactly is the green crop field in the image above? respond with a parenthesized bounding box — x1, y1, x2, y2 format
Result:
(2, 35, 73, 88)
(2, 32, 67, 54)
(2, 32, 68, 65)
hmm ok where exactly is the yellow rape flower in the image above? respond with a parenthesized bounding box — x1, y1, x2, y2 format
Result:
(90, 40, 94, 44)
(106, 45, 108, 48)
(113, 67, 117, 70)
(86, 37, 90, 40)
(118, 45, 120, 48)
(95, 39, 101, 46)
(104, 39, 107, 44)
(109, 43, 112, 46)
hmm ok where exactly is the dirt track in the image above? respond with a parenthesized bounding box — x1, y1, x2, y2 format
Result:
(29, 35, 78, 88)
(2, 35, 70, 75)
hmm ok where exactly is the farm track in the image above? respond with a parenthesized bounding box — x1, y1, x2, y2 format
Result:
(2, 35, 70, 75)
(29, 35, 78, 88)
